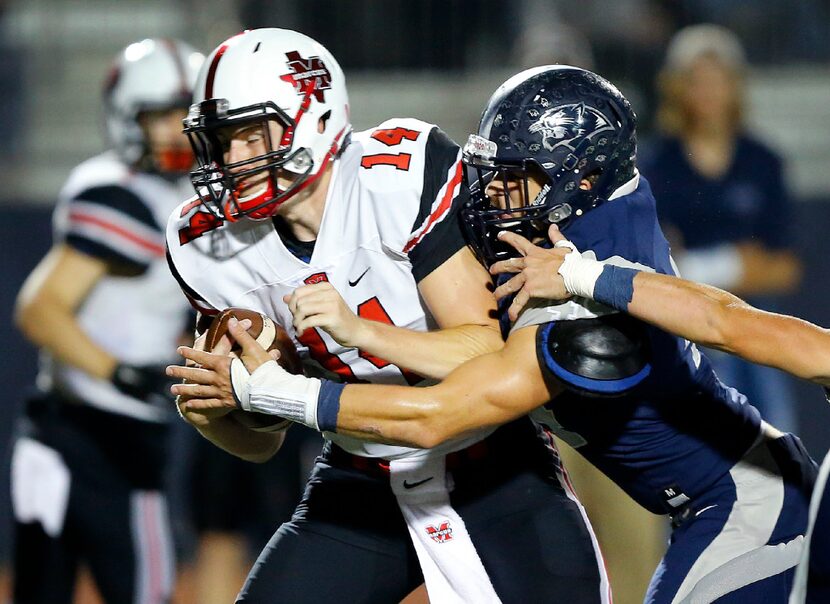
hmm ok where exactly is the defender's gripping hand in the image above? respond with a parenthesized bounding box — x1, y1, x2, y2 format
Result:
(171, 319, 317, 428)
(284, 282, 366, 348)
(490, 225, 577, 321)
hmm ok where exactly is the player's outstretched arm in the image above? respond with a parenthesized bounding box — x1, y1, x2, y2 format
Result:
(491, 226, 830, 386)
(617, 272, 830, 385)
(176, 320, 554, 449)
(284, 246, 503, 380)
(334, 325, 554, 447)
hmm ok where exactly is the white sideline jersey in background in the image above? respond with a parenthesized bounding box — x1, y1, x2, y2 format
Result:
(42, 151, 193, 422)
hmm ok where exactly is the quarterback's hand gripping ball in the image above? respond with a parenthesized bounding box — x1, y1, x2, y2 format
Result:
(201, 308, 302, 432)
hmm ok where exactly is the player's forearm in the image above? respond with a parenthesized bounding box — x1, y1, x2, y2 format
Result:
(191, 414, 285, 463)
(335, 334, 544, 447)
(15, 294, 117, 380)
(351, 321, 503, 380)
(627, 272, 739, 349)
(334, 384, 450, 447)
(719, 306, 830, 384)
(629, 272, 830, 383)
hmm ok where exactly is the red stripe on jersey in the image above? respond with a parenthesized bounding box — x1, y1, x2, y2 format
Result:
(69, 210, 165, 256)
(403, 160, 463, 254)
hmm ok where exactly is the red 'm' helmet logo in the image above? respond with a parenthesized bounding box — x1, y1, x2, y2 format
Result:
(280, 51, 332, 102)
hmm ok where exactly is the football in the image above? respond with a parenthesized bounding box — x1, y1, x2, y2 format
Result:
(204, 307, 302, 432)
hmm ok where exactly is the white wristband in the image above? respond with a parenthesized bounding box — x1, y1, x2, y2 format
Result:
(246, 360, 322, 430)
(230, 358, 253, 410)
(557, 249, 605, 299)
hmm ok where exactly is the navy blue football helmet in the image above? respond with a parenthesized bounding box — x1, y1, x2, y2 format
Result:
(461, 65, 637, 266)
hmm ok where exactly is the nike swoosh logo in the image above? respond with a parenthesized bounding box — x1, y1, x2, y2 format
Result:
(403, 476, 434, 489)
(348, 267, 370, 287)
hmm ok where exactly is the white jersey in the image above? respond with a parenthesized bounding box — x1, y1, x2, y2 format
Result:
(42, 151, 193, 422)
(167, 118, 495, 459)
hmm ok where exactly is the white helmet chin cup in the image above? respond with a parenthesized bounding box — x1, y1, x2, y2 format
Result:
(104, 38, 205, 165)
(193, 28, 351, 182)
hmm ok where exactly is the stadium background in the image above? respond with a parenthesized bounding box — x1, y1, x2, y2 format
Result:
(1, 0, 829, 600)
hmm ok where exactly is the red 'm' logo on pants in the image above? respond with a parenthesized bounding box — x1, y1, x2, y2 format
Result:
(425, 521, 453, 543)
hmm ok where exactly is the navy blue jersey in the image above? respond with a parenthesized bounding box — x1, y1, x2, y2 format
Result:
(525, 175, 763, 514)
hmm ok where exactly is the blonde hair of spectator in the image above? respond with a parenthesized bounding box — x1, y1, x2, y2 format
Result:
(656, 24, 747, 137)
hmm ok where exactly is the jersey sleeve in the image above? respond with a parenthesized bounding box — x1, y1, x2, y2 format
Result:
(404, 127, 469, 282)
(164, 197, 226, 317)
(57, 185, 165, 273)
(165, 247, 218, 316)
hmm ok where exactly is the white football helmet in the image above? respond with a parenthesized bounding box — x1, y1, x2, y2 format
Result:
(104, 38, 204, 171)
(184, 28, 351, 220)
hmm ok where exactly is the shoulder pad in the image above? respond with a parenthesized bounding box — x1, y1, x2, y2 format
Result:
(354, 118, 437, 153)
(536, 314, 651, 396)
(352, 119, 438, 190)
(170, 197, 226, 246)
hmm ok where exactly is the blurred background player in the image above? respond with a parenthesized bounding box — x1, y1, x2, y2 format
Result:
(642, 24, 803, 432)
(11, 38, 202, 603)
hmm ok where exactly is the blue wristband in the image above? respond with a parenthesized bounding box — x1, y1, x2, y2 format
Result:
(593, 265, 638, 311)
(317, 380, 345, 433)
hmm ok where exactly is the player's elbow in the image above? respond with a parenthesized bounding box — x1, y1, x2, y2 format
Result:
(707, 299, 749, 352)
(467, 324, 505, 358)
(406, 397, 467, 449)
(14, 289, 49, 344)
(232, 431, 285, 463)
(431, 325, 504, 379)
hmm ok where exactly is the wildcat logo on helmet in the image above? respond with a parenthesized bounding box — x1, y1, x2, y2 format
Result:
(279, 50, 332, 102)
(528, 103, 614, 152)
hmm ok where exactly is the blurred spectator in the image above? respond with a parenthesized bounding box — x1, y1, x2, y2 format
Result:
(642, 24, 802, 431)
(512, 1, 595, 70)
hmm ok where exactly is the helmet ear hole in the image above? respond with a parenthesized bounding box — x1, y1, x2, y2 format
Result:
(581, 169, 602, 191)
(318, 110, 331, 133)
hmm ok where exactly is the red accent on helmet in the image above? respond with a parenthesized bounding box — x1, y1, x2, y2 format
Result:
(205, 32, 246, 99)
